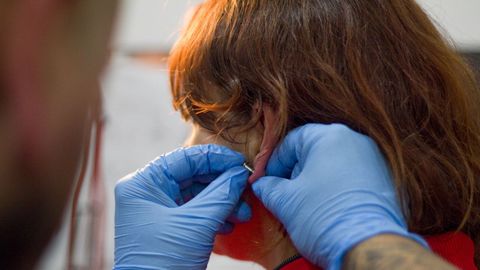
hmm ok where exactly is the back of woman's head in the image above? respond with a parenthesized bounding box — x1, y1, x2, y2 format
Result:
(169, 0, 480, 261)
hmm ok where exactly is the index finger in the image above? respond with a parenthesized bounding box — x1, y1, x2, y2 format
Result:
(155, 144, 245, 184)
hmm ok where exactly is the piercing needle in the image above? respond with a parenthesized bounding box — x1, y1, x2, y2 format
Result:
(243, 162, 254, 174)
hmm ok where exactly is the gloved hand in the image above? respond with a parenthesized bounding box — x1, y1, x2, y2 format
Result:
(114, 144, 251, 270)
(252, 124, 427, 270)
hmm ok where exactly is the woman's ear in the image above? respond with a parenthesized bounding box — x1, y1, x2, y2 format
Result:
(184, 105, 279, 179)
(248, 105, 280, 182)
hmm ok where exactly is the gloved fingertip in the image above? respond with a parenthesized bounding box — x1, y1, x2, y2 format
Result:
(228, 200, 252, 223)
(218, 222, 234, 235)
(251, 176, 268, 198)
(229, 165, 249, 175)
(251, 176, 285, 201)
(228, 166, 249, 192)
(188, 166, 248, 211)
(251, 185, 261, 199)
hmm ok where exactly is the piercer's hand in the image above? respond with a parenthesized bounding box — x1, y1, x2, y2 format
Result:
(114, 145, 250, 270)
(252, 124, 427, 270)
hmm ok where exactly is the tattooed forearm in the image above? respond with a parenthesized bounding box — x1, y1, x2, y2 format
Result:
(342, 234, 458, 270)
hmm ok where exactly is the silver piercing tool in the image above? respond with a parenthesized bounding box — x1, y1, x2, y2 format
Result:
(243, 162, 254, 174)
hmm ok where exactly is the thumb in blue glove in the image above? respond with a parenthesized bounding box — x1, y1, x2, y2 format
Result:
(114, 144, 250, 270)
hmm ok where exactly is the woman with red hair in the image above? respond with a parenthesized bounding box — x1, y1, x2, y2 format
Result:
(170, 0, 480, 269)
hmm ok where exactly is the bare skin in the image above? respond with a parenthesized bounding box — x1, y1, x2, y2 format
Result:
(343, 235, 458, 270)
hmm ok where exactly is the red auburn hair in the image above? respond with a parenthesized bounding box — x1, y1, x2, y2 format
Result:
(169, 0, 480, 265)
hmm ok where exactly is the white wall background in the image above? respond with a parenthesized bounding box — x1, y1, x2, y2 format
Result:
(39, 1, 479, 270)
(114, 0, 203, 52)
(113, 0, 480, 52)
(418, 0, 480, 50)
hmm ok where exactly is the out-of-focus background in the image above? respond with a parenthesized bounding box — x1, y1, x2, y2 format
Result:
(38, 1, 479, 269)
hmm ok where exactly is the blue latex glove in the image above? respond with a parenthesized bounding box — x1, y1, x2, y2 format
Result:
(114, 144, 251, 270)
(252, 124, 428, 270)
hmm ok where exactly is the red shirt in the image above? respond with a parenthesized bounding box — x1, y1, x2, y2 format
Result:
(279, 232, 477, 270)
